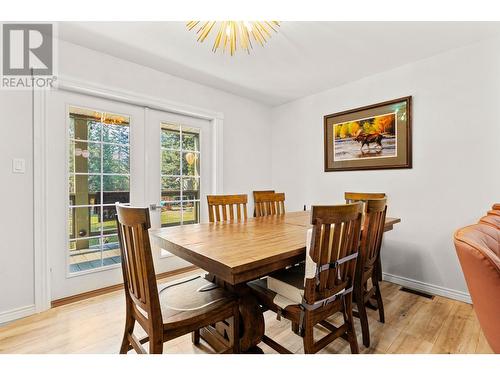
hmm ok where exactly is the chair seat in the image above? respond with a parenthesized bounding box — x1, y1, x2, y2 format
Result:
(158, 275, 237, 327)
(266, 263, 306, 307)
(247, 277, 303, 319)
(249, 228, 312, 310)
(248, 246, 310, 323)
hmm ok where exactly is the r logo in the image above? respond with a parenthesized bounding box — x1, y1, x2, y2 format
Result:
(2, 24, 53, 76)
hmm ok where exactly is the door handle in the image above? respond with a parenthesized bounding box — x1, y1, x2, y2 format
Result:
(149, 202, 166, 211)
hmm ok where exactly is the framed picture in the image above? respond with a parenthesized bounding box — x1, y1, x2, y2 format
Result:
(324, 96, 412, 172)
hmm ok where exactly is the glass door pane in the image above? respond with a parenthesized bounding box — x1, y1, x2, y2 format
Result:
(160, 123, 201, 227)
(68, 106, 130, 273)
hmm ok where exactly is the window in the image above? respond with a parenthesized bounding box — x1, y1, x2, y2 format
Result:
(68, 106, 130, 273)
(160, 123, 200, 227)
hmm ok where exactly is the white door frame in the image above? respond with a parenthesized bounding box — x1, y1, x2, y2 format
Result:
(33, 75, 224, 312)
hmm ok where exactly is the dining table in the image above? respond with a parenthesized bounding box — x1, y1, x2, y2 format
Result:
(149, 210, 400, 353)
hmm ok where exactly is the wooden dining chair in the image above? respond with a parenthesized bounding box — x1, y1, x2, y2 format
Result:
(248, 203, 363, 354)
(254, 192, 286, 217)
(115, 203, 240, 354)
(207, 194, 248, 223)
(353, 198, 387, 348)
(253, 190, 275, 217)
(345, 192, 387, 282)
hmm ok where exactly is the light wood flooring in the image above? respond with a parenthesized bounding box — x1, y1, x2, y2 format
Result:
(0, 270, 493, 354)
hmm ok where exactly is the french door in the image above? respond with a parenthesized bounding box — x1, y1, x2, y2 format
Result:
(145, 109, 213, 269)
(46, 89, 213, 300)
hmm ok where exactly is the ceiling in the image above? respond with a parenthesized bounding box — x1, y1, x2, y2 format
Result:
(58, 22, 500, 106)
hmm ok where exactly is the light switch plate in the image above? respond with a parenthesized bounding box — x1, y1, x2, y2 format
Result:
(12, 158, 25, 174)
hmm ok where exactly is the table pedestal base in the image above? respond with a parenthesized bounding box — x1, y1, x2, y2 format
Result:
(202, 274, 265, 353)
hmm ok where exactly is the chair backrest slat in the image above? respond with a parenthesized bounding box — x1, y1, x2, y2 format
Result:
(207, 194, 248, 223)
(215, 204, 220, 222)
(254, 192, 286, 217)
(326, 222, 343, 288)
(304, 203, 363, 304)
(318, 221, 331, 289)
(341, 219, 359, 285)
(222, 204, 227, 221)
(115, 204, 161, 325)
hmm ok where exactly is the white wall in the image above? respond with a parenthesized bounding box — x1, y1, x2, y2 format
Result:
(270, 37, 500, 301)
(0, 40, 273, 322)
(0, 91, 36, 322)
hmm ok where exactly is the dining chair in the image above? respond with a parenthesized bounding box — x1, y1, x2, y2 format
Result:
(253, 190, 275, 217)
(248, 203, 363, 354)
(345, 191, 387, 282)
(254, 192, 286, 217)
(353, 198, 387, 348)
(115, 203, 240, 354)
(207, 194, 248, 222)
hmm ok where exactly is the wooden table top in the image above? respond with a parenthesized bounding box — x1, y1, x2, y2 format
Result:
(150, 211, 400, 286)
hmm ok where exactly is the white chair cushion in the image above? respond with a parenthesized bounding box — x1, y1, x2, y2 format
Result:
(268, 262, 305, 306)
(267, 228, 315, 309)
(304, 228, 316, 280)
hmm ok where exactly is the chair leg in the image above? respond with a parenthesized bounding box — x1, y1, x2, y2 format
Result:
(191, 329, 200, 345)
(291, 322, 300, 334)
(357, 295, 371, 348)
(232, 305, 240, 354)
(377, 255, 383, 281)
(344, 296, 360, 354)
(149, 333, 163, 354)
(302, 317, 315, 354)
(119, 313, 135, 354)
(374, 278, 385, 323)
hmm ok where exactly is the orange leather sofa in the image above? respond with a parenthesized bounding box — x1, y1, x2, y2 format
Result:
(454, 204, 500, 353)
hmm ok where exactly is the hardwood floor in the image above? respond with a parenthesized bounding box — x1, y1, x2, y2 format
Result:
(0, 270, 493, 354)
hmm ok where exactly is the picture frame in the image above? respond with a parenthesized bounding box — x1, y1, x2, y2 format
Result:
(324, 96, 412, 172)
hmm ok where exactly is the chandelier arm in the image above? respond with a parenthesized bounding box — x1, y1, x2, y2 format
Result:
(196, 21, 210, 37)
(187, 20, 280, 55)
(198, 21, 216, 43)
(264, 21, 279, 33)
(252, 23, 266, 46)
(186, 21, 200, 31)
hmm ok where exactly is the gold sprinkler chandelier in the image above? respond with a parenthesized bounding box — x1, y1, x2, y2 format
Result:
(186, 21, 280, 56)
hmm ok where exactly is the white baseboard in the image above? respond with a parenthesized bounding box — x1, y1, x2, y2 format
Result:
(382, 272, 472, 304)
(0, 305, 36, 325)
